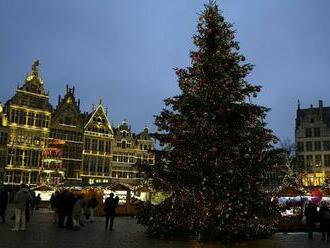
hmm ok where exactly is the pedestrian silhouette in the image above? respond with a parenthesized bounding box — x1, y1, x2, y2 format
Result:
(104, 193, 119, 231)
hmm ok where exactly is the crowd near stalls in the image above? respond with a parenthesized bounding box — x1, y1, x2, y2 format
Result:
(277, 185, 330, 232)
(24, 182, 153, 216)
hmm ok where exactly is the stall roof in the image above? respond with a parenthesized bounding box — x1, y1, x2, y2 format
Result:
(31, 185, 55, 191)
(277, 186, 305, 197)
(82, 183, 131, 191)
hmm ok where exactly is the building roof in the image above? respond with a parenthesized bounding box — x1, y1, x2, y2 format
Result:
(296, 101, 330, 129)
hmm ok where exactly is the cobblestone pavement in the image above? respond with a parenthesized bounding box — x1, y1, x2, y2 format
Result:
(0, 208, 328, 248)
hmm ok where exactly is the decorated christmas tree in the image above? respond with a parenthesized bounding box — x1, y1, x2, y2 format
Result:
(137, 1, 279, 241)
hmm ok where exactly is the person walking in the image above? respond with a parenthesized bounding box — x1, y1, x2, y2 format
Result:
(12, 184, 33, 231)
(50, 191, 59, 224)
(64, 191, 75, 229)
(319, 201, 330, 241)
(72, 194, 84, 228)
(57, 190, 67, 228)
(87, 195, 99, 222)
(104, 193, 119, 231)
(0, 186, 8, 223)
(304, 200, 318, 240)
(35, 193, 41, 210)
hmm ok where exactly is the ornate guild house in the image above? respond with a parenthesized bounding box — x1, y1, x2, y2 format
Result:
(0, 61, 155, 186)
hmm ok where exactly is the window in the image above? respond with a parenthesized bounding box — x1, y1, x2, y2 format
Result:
(323, 141, 330, 151)
(35, 114, 42, 127)
(99, 140, 105, 152)
(314, 128, 321, 137)
(297, 155, 304, 166)
(27, 112, 34, 126)
(315, 155, 322, 166)
(18, 110, 26, 125)
(325, 155, 330, 167)
(305, 128, 312, 138)
(0, 132, 7, 145)
(10, 109, 19, 124)
(83, 156, 89, 172)
(315, 141, 321, 151)
(92, 139, 97, 151)
(105, 141, 111, 153)
(97, 164, 103, 173)
(43, 115, 50, 128)
(306, 142, 313, 152)
(306, 155, 313, 166)
(122, 140, 126, 149)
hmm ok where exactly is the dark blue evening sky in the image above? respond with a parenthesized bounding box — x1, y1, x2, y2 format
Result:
(1, 0, 330, 142)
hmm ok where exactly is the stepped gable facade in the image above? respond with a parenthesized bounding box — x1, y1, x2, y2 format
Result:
(0, 61, 154, 186)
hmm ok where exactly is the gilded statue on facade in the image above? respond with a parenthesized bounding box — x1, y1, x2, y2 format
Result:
(32, 60, 40, 76)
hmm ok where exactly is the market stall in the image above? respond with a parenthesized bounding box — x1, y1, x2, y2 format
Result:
(31, 185, 56, 208)
(277, 186, 307, 232)
(81, 183, 134, 216)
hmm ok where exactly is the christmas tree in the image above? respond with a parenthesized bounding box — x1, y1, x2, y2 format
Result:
(137, 1, 279, 241)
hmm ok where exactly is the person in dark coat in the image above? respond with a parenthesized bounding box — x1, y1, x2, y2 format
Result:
(104, 193, 119, 231)
(50, 191, 59, 224)
(0, 186, 8, 223)
(319, 201, 330, 241)
(64, 191, 75, 229)
(57, 190, 67, 228)
(304, 201, 318, 239)
(35, 194, 41, 210)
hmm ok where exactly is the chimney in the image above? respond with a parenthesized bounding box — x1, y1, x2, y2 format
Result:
(73, 86, 75, 95)
(58, 95, 61, 105)
(78, 99, 80, 110)
(310, 104, 313, 109)
(66, 84, 69, 94)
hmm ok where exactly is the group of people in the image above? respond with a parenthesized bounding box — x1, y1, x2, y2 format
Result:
(304, 200, 330, 240)
(0, 184, 120, 232)
(49, 190, 98, 228)
(49, 189, 119, 231)
(5, 184, 42, 231)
